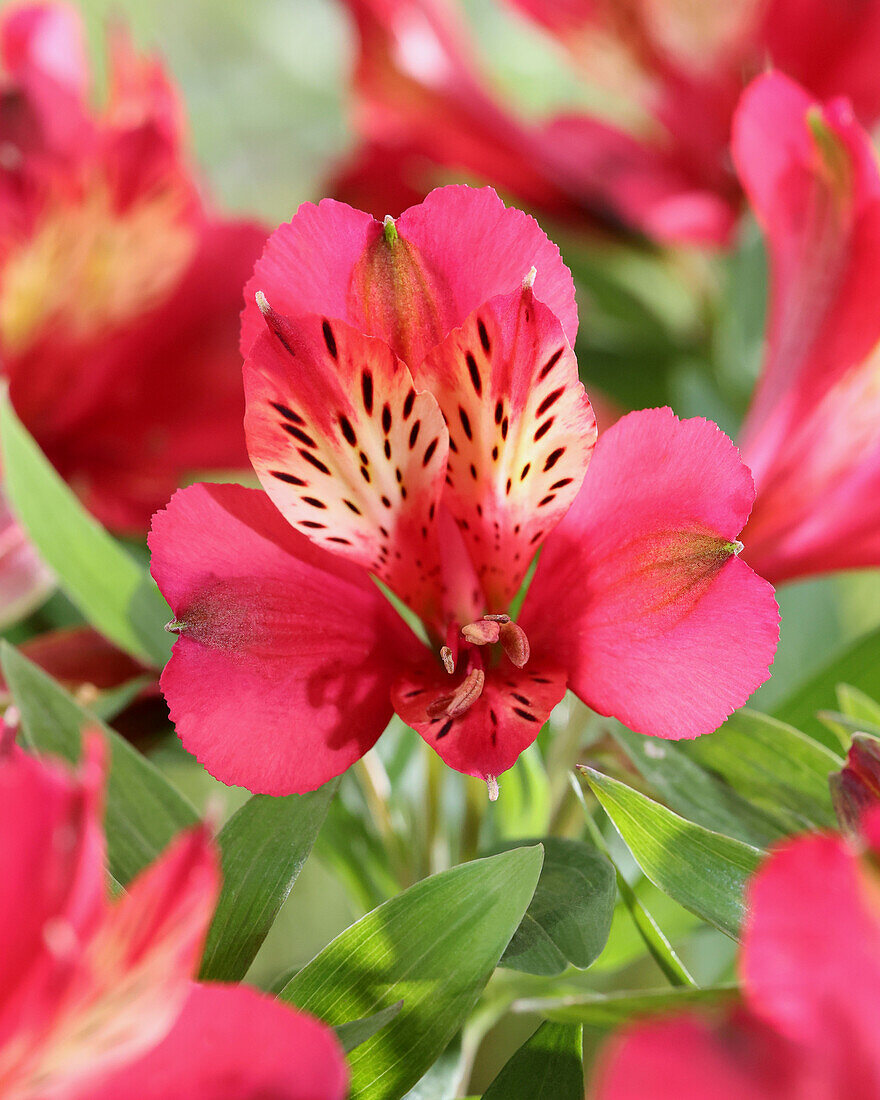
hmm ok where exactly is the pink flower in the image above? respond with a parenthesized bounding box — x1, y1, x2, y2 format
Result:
(149, 186, 778, 795)
(733, 72, 880, 584)
(333, 0, 880, 246)
(0, 3, 265, 562)
(593, 812, 880, 1099)
(0, 735, 348, 1099)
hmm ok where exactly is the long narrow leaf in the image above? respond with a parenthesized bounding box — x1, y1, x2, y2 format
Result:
(280, 845, 544, 1100)
(582, 768, 762, 939)
(482, 1022, 583, 1099)
(0, 393, 171, 666)
(200, 782, 338, 981)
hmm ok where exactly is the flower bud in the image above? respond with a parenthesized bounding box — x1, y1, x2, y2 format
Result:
(830, 734, 880, 836)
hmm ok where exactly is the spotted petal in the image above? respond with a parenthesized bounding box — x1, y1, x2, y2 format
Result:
(392, 659, 566, 780)
(244, 307, 448, 622)
(419, 285, 595, 608)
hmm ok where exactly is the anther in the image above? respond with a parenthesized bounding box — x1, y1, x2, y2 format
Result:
(522, 266, 537, 290)
(383, 214, 398, 244)
(426, 668, 485, 720)
(486, 775, 500, 801)
(461, 620, 501, 645)
(255, 290, 271, 315)
(440, 645, 455, 674)
(165, 619, 187, 634)
(483, 613, 510, 623)
(499, 621, 530, 668)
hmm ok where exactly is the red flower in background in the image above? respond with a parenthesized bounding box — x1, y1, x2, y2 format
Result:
(594, 811, 880, 1099)
(0, 735, 347, 1099)
(0, 2, 266, 623)
(332, 0, 880, 246)
(734, 73, 880, 584)
(149, 186, 777, 796)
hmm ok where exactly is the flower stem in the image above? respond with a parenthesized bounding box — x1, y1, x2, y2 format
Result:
(353, 753, 411, 887)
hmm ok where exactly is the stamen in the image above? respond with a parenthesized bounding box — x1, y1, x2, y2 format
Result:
(522, 266, 537, 290)
(499, 621, 530, 668)
(461, 620, 501, 645)
(447, 668, 485, 717)
(483, 613, 511, 623)
(440, 645, 455, 674)
(383, 214, 398, 244)
(165, 619, 187, 634)
(426, 668, 485, 720)
(486, 775, 499, 801)
(255, 290, 271, 315)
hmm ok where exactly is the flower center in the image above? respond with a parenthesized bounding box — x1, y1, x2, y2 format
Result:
(426, 614, 531, 722)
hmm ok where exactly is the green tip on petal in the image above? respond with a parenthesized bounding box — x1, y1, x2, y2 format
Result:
(383, 214, 398, 245)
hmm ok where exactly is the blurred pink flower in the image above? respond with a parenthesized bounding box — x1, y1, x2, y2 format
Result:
(0, 2, 266, 621)
(149, 186, 778, 795)
(734, 73, 880, 583)
(0, 735, 348, 1100)
(332, 0, 880, 246)
(594, 811, 880, 1099)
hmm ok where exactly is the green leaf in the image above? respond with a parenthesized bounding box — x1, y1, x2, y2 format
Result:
(280, 845, 544, 1100)
(0, 393, 171, 667)
(612, 725, 780, 848)
(482, 1022, 583, 1100)
(401, 1037, 462, 1099)
(496, 837, 615, 976)
(837, 684, 880, 729)
(2, 642, 197, 884)
(582, 768, 761, 939)
(680, 710, 841, 835)
(515, 985, 739, 1029)
(775, 623, 880, 742)
(200, 782, 338, 981)
(335, 1002, 404, 1054)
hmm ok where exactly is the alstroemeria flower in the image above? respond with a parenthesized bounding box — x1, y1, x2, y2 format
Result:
(593, 812, 880, 1099)
(0, 734, 347, 1099)
(733, 73, 880, 584)
(0, 2, 265, 620)
(333, 0, 880, 246)
(149, 186, 777, 796)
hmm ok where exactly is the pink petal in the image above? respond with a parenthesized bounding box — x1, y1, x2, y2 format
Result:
(733, 72, 880, 484)
(392, 657, 566, 780)
(244, 307, 448, 624)
(535, 114, 737, 247)
(90, 983, 347, 1100)
(0, 2, 91, 155)
(0, 739, 106, 1066)
(241, 185, 576, 369)
(36, 217, 266, 536)
(0, 492, 53, 629)
(521, 408, 779, 739)
(742, 833, 880, 1091)
(593, 1013, 797, 1100)
(761, 0, 880, 123)
(418, 285, 595, 608)
(1, 2, 88, 95)
(742, 351, 880, 582)
(41, 824, 221, 1092)
(149, 483, 418, 794)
